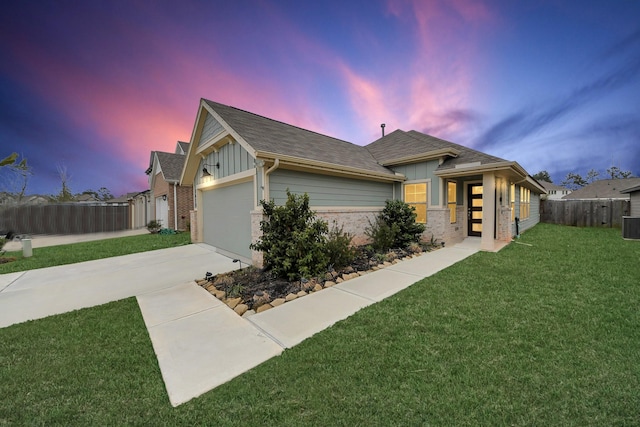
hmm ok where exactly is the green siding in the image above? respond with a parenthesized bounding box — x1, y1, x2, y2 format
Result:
(199, 113, 224, 146)
(390, 160, 440, 205)
(200, 143, 253, 180)
(202, 181, 253, 259)
(269, 169, 392, 206)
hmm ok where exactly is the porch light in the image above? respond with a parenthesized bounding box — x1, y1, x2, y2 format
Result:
(202, 162, 220, 177)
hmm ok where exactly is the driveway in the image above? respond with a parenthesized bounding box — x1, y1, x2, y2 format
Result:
(0, 243, 236, 328)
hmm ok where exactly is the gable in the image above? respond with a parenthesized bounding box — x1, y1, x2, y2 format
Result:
(199, 113, 225, 147)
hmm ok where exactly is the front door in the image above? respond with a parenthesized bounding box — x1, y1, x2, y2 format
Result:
(467, 184, 483, 236)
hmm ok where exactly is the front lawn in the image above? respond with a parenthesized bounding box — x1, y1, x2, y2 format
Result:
(1, 224, 638, 425)
(0, 232, 191, 274)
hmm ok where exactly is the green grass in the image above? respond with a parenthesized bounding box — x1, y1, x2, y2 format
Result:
(0, 232, 191, 274)
(1, 224, 639, 425)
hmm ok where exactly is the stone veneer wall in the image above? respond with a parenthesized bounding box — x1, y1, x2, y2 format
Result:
(423, 207, 463, 245)
(497, 207, 513, 241)
(190, 210, 198, 243)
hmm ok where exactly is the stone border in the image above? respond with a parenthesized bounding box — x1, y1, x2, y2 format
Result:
(196, 252, 428, 317)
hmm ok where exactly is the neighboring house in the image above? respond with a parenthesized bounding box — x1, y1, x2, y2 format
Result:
(131, 190, 152, 229)
(180, 99, 545, 265)
(539, 181, 571, 200)
(146, 142, 193, 231)
(562, 178, 640, 200)
(620, 183, 640, 216)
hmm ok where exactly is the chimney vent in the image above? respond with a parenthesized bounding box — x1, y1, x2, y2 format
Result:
(381, 123, 386, 137)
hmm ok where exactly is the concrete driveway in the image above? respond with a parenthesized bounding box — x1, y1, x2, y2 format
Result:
(0, 243, 236, 328)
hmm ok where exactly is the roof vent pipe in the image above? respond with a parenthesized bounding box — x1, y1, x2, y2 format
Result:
(381, 123, 386, 137)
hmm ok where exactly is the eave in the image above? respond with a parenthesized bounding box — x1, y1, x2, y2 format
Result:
(379, 148, 460, 166)
(434, 161, 546, 193)
(255, 151, 405, 183)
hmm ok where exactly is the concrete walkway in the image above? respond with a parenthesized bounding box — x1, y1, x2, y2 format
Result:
(137, 242, 480, 406)
(1, 237, 482, 407)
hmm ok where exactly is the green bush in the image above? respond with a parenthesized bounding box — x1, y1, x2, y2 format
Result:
(325, 221, 356, 270)
(366, 200, 425, 251)
(146, 220, 162, 234)
(250, 190, 329, 281)
(365, 216, 400, 253)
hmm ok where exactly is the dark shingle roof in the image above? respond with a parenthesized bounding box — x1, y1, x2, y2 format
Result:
(364, 129, 507, 169)
(176, 141, 190, 154)
(539, 181, 571, 192)
(204, 100, 393, 176)
(156, 151, 186, 181)
(562, 178, 640, 199)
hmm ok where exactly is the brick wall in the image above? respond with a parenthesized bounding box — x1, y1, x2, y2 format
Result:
(173, 185, 193, 231)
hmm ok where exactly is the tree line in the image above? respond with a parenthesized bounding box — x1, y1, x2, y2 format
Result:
(1, 153, 114, 203)
(532, 166, 635, 190)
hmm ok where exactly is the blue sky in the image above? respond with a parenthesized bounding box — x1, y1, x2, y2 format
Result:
(1, 0, 639, 196)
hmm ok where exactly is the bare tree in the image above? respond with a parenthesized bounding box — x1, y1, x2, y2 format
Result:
(55, 164, 75, 202)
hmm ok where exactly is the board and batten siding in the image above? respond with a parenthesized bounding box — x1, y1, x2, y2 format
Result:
(515, 188, 540, 233)
(630, 192, 640, 216)
(390, 160, 441, 206)
(199, 142, 254, 181)
(269, 169, 393, 207)
(198, 113, 225, 146)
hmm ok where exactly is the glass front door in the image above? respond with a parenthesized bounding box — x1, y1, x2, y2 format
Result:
(467, 184, 483, 237)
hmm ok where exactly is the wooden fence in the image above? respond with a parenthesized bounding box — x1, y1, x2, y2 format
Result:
(540, 199, 630, 228)
(0, 203, 130, 235)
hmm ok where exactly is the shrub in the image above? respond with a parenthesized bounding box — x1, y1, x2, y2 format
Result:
(366, 200, 425, 251)
(325, 221, 356, 270)
(146, 220, 162, 234)
(365, 216, 400, 253)
(250, 190, 329, 281)
(379, 200, 425, 248)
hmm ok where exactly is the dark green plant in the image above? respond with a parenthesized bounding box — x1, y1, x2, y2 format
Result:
(365, 216, 400, 253)
(378, 199, 425, 248)
(325, 221, 356, 270)
(146, 220, 162, 234)
(250, 190, 329, 280)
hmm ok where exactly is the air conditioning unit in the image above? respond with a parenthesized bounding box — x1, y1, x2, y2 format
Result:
(622, 216, 640, 240)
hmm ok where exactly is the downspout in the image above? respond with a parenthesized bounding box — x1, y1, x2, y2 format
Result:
(263, 158, 280, 201)
(173, 182, 178, 230)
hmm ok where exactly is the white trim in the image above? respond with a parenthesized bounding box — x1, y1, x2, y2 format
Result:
(197, 169, 255, 191)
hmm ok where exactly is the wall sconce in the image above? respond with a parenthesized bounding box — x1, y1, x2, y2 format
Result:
(202, 163, 220, 177)
(162, 195, 167, 201)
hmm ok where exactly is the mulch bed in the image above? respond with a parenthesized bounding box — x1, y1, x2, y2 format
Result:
(197, 244, 438, 314)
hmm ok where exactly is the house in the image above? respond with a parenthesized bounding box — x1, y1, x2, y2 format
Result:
(181, 99, 545, 265)
(538, 181, 571, 200)
(131, 190, 152, 229)
(620, 183, 640, 216)
(562, 178, 640, 200)
(146, 142, 194, 231)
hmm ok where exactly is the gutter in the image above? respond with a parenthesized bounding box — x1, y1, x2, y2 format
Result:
(263, 158, 280, 201)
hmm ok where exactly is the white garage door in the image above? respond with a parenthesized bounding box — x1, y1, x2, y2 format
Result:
(202, 181, 253, 260)
(155, 196, 169, 229)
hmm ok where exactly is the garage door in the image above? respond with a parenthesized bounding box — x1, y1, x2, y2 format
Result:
(202, 181, 253, 260)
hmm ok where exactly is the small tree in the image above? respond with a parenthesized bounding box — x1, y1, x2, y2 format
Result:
(561, 172, 587, 191)
(250, 190, 329, 281)
(532, 170, 552, 183)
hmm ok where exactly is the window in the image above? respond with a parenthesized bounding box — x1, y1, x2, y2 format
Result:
(510, 184, 515, 221)
(447, 181, 457, 223)
(404, 183, 427, 223)
(520, 187, 530, 219)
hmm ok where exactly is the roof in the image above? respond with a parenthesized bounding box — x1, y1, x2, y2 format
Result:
(620, 183, 640, 194)
(155, 151, 186, 182)
(538, 181, 571, 192)
(176, 141, 190, 155)
(562, 178, 640, 199)
(203, 99, 393, 177)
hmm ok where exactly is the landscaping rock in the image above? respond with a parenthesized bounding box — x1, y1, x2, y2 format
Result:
(226, 297, 242, 309)
(297, 290, 308, 297)
(234, 304, 249, 316)
(242, 309, 255, 318)
(285, 293, 298, 301)
(256, 304, 273, 313)
(336, 277, 344, 283)
(324, 281, 336, 287)
(313, 283, 323, 292)
(271, 298, 286, 307)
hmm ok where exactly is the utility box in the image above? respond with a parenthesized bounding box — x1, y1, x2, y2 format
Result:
(22, 239, 33, 257)
(622, 216, 640, 240)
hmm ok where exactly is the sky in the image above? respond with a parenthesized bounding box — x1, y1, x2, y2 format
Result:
(1, 0, 639, 197)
